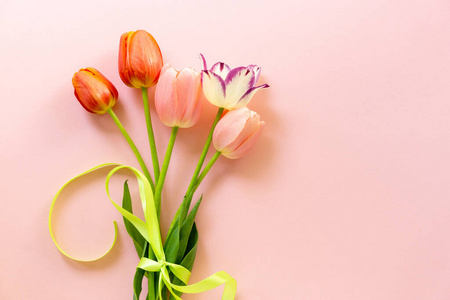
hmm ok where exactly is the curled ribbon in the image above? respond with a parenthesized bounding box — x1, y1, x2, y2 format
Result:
(49, 163, 237, 299)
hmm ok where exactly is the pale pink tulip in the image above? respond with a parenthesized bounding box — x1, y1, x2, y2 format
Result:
(155, 64, 203, 128)
(213, 107, 265, 159)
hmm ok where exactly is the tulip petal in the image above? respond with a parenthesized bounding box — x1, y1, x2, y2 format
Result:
(188, 90, 203, 127)
(247, 65, 261, 84)
(119, 32, 135, 87)
(86, 67, 118, 99)
(201, 70, 226, 107)
(175, 68, 201, 127)
(221, 112, 263, 158)
(155, 68, 178, 127)
(127, 30, 163, 87)
(213, 108, 250, 151)
(160, 63, 172, 76)
(73, 88, 94, 113)
(199, 53, 208, 70)
(210, 62, 231, 80)
(224, 67, 255, 108)
(234, 84, 269, 109)
(224, 121, 264, 159)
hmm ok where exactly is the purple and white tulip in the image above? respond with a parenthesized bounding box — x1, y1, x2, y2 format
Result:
(200, 54, 269, 110)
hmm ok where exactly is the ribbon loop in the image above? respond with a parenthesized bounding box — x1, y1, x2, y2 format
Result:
(50, 163, 237, 299)
(167, 263, 191, 285)
(137, 257, 162, 272)
(48, 163, 121, 262)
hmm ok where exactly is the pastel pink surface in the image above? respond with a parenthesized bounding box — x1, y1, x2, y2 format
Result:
(1, 0, 450, 299)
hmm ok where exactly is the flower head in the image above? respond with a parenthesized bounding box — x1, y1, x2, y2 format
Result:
(72, 68, 118, 114)
(200, 54, 269, 110)
(155, 64, 203, 128)
(119, 30, 163, 88)
(213, 107, 265, 159)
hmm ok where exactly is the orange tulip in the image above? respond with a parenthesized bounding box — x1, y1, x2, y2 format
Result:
(72, 68, 118, 114)
(213, 107, 265, 159)
(119, 30, 163, 88)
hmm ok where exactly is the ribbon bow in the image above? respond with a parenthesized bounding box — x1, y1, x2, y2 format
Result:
(49, 163, 237, 299)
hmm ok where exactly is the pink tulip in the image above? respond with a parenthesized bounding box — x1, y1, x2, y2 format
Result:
(155, 64, 203, 128)
(72, 67, 118, 114)
(213, 107, 265, 159)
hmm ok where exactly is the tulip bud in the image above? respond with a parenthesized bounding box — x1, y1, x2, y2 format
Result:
(119, 30, 163, 88)
(154, 64, 203, 128)
(213, 107, 265, 159)
(72, 68, 118, 114)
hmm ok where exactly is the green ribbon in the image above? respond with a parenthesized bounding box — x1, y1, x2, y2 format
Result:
(49, 163, 237, 299)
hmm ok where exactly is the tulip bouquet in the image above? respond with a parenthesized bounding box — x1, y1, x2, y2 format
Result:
(49, 30, 268, 300)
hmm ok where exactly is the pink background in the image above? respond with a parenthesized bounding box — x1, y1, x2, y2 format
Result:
(1, 0, 450, 299)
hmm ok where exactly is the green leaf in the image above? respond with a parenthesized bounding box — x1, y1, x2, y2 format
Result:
(164, 195, 201, 300)
(163, 218, 180, 263)
(166, 194, 190, 242)
(162, 217, 181, 300)
(176, 196, 202, 263)
(133, 244, 148, 300)
(181, 222, 199, 271)
(122, 180, 146, 258)
(133, 268, 145, 300)
(178, 193, 192, 228)
(169, 223, 199, 300)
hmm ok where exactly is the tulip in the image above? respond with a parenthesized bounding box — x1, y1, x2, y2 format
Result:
(200, 54, 269, 110)
(119, 30, 164, 182)
(213, 107, 265, 159)
(72, 67, 118, 114)
(155, 64, 203, 128)
(119, 30, 163, 88)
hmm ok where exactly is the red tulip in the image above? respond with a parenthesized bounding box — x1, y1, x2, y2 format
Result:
(72, 68, 118, 114)
(119, 30, 163, 88)
(213, 107, 265, 159)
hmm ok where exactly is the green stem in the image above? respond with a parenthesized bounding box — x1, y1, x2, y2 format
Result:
(193, 151, 221, 192)
(142, 87, 161, 184)
(107, 109, 154, 190)
(154, 126, 179, 219)
(145, 244, 157, 300)
(166, 107, 223, 243)
(109, 109, 157, 298)
(146, 270, 156, 300)
(166, 150, 221, 244)
(184, 108, 224, 208)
